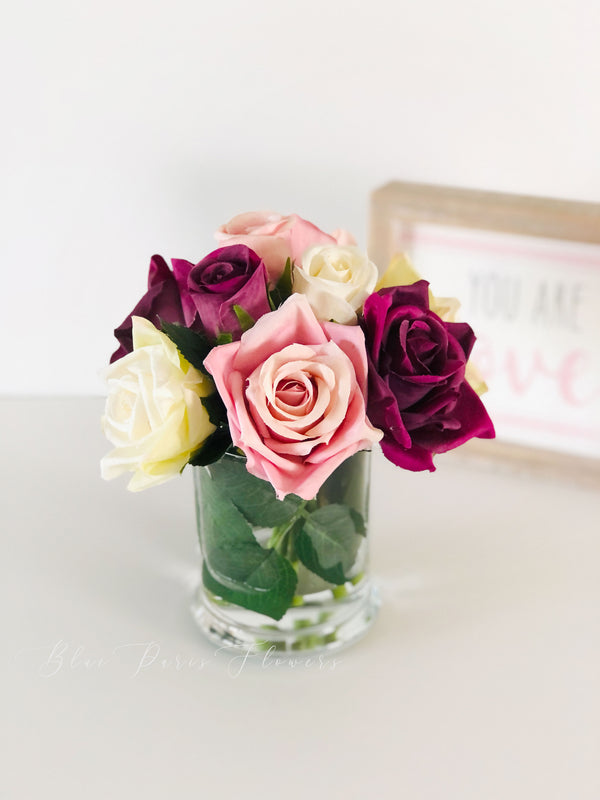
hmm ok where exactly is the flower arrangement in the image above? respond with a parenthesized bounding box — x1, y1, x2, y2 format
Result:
(101, 211, 494, 631)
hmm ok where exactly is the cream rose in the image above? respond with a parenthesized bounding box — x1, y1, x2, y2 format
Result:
(101, 316, 215, 491)
(292, 244, 378, 324)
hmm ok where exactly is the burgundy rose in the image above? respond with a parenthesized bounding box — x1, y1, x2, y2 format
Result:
(110, 255, 184, 363)
(361, 281, 495, 471)
(172, 245, 271, 340)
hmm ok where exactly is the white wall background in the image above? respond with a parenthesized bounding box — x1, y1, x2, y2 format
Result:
(2, 0, 599, 395)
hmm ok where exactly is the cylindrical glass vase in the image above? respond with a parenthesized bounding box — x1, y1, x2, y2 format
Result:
(192, 449, 379, 654)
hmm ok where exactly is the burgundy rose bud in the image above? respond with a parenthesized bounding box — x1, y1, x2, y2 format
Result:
(172, 245, 271, 340)
(360, 281, 495, 471)
(110, 255, 184, 363)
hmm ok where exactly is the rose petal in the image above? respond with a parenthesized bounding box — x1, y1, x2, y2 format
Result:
(111, 255, 184, 362)
(203, 294, 382, 499)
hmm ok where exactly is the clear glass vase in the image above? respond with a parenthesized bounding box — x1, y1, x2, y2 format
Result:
(192, 449, 379, 654)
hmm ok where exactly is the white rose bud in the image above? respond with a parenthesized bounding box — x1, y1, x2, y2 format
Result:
(101, 316, 216, 491)
(292, 244, 378, 324)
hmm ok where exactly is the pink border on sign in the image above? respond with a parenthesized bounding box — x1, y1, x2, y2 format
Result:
(411, 228, 600, 269)
(408, 225, 600, 453)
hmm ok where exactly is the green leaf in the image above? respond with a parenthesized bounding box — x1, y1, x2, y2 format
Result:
(216, 332, 233, 345)
(279, 257, 293, 298)
(202, 560, 296, 622)
(295, 504, 363, 585)
(200, 391, 229, 429)
(188, 428, 232, 467)
(316, 450, 370, 506)
(269, 257, 294, 307)
(208, 455, 303, 527)
(197, 467, 297, 620)
(233, 304, 255, 332)
(160, 320, 213, 371)
(349, 507, 366, 536)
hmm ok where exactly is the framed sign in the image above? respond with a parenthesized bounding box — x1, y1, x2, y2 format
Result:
(369, 182, 600, 486)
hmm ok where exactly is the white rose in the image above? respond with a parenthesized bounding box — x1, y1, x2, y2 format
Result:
(101, 316, 216, 491)
(292, 244, 378, 324)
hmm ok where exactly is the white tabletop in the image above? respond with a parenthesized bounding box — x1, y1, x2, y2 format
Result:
(2, 397, 599, 799)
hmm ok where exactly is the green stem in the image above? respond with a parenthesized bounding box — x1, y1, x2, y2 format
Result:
(267, 501, 309, 553)
(267, 524, 287, 552)
(332, 584, 348, 600)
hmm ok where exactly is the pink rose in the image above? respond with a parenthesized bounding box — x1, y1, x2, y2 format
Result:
(215, 211, 356, 285)
(203, 294, 382, 500)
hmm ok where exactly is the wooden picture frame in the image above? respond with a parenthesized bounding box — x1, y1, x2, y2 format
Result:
(369, 182, 600, 487)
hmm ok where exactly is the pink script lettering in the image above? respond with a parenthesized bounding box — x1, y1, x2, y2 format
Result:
(474, 337, 599, 407)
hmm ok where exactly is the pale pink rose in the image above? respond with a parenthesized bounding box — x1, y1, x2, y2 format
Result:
(215, 211, 356, 285)
(203, 294, 382, 500)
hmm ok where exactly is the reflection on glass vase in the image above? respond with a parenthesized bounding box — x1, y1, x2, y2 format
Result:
(192, 449, 379, 654)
